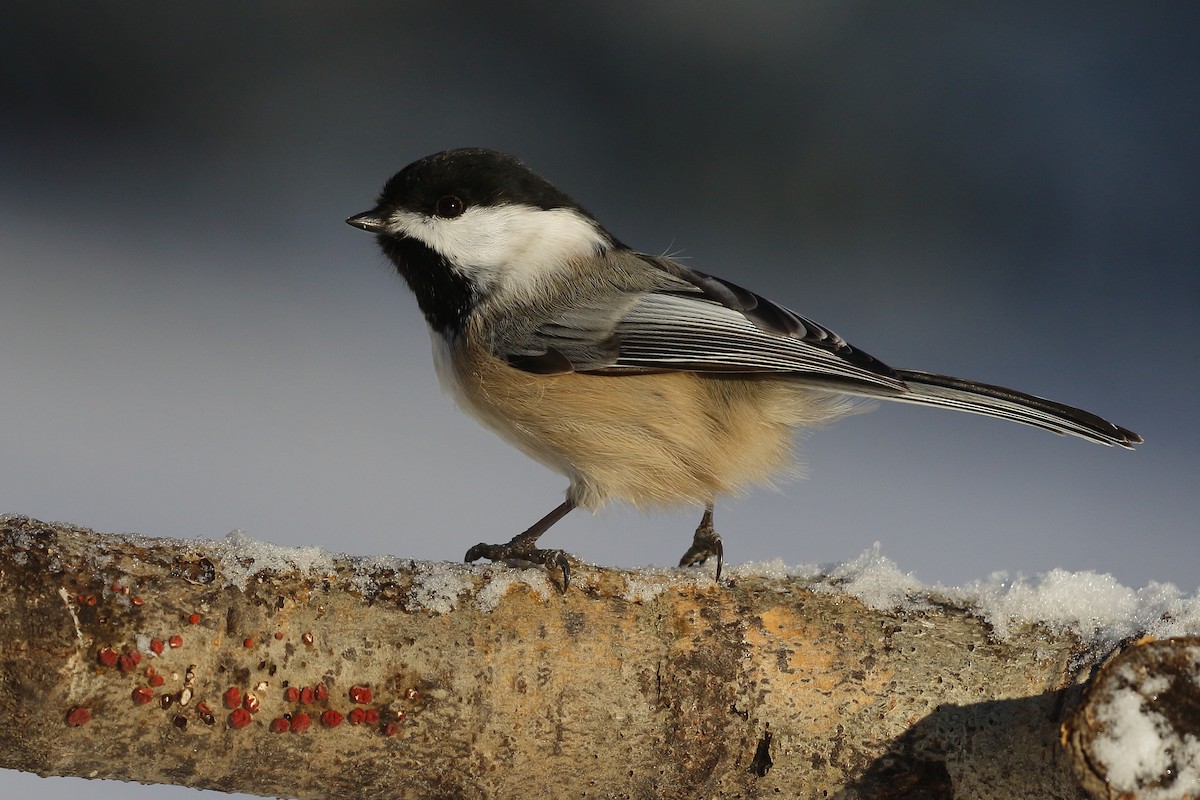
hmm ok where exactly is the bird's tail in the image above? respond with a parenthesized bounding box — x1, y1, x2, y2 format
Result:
(875, 369, 1143, 448)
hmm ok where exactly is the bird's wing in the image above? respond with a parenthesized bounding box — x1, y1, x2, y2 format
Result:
(496, 252, 906, 392)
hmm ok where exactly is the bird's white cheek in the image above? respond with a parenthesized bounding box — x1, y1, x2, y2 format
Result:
(386, 210, 496, 268)
(389, 205, 608, 297)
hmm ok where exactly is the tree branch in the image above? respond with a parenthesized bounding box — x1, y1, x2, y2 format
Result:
(0, 516, 1191, 798)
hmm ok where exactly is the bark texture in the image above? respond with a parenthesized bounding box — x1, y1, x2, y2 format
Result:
(0, 515, 1176, 799)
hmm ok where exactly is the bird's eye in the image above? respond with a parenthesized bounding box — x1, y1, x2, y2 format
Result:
(434, 196, 466, 219)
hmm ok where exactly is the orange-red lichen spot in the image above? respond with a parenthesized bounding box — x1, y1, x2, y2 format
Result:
(97, 647, 119, 668)
(228, 708, 253, 729)
(65, 707, 91, 727)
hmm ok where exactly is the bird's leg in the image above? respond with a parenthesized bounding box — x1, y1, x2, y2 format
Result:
(464, 498, 576, 590)
(677, 502, 724, 582)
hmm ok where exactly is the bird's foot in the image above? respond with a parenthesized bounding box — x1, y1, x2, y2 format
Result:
(465, 539, 571, 592)
(678, 509, 724, 582)
(464, 499, 576, 592)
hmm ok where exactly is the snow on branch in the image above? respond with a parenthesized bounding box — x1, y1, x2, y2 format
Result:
(1, 515, 1197, 799)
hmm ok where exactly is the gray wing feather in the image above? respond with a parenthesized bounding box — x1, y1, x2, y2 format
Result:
(615, 293, 896, 384)
(496, 251, 905, 391)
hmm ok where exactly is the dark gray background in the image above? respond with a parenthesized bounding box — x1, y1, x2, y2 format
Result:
(2, 3, 1197, 798)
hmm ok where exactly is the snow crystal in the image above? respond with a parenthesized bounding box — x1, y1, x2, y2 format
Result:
(349, 552, 418, 601)
(204, 530, 334, 590)
(727, 558, 807, 582)
(619, 565, 720, 603)
(963, 570, 1198, 653)
(405, 561, 475, 614)
(726, 545, 926, 611)
(811, 543, 928, 611)
(620, 576, 668, 604)
(620, 570, 676, 604)
(473, 565, 555, 612)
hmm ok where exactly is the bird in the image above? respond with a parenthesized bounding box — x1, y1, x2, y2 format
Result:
(346, 148, 1141, 589)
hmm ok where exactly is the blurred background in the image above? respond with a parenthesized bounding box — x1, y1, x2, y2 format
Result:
(2, 2, 1197, 797)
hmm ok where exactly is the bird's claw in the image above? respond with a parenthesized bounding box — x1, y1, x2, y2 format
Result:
(678, 521, 724, 583)
(465, 542, 572, 593)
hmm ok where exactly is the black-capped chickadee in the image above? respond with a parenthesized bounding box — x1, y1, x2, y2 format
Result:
(347, 148, 1141, 588)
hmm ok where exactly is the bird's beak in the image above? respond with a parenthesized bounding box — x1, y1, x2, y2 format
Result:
(346, 209, 386, 233)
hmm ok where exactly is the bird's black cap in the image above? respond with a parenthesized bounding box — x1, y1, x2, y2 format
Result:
(374, 148, 596, 220)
